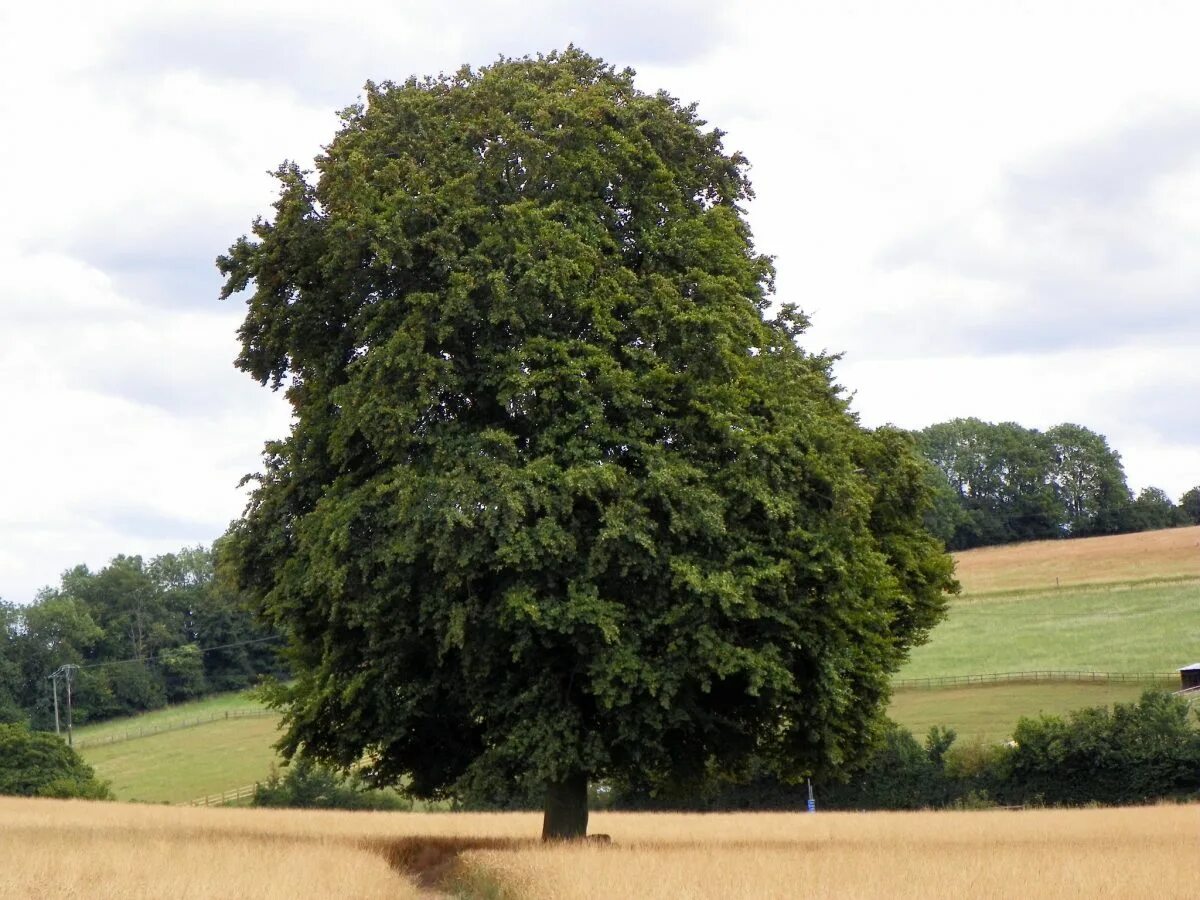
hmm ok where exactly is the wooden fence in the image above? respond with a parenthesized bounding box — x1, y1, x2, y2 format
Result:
(893, 670, 1178, 690)
(186, 783, 260, 807)
(73, 709, 274, 749)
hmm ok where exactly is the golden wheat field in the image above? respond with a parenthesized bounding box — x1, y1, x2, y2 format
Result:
(2, 798, 1198, 899)
(952, 524, 1200, 594)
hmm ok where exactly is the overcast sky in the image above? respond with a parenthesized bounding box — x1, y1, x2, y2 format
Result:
(2, 0, 1198, 603)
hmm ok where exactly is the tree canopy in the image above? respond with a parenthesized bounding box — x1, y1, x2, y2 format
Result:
(218, 48, 955, 839)
(913, 417, 1196, 550)
(0, 722, 110, 800)
(916, 418, 1137, 549)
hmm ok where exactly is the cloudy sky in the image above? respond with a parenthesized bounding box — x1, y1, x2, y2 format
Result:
(2, 0, 1198, 602)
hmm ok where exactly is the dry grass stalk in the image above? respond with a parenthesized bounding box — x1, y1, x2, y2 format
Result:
(465, 805, 1200, 899)
(3, 799, 1199, 898)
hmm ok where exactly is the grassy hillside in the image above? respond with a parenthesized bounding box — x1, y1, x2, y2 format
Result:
(887, 526, 1200, 739)
(73, 691, 268, 745)
(898, 579, 1199, 679)
(74, 691, 282, 803)
(82, 716, 283, 803)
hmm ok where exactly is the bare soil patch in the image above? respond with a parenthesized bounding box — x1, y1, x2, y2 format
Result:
(360, 835, 532, 891)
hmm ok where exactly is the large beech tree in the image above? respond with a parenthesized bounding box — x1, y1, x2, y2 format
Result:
(218, 49, 955, 840)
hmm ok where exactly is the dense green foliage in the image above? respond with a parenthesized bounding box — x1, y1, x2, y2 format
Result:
(611, 722, 957, 811)
(1180, 486, 1200, 525)
(0, 722, 111, 799)
(218, 48, 955, 833)
(0, 546, 282, 729)
(616, 692, 1200, 811)
(252, 758, 410, 810)
(1000, 690, 1200, 806)
(915, 418, 1193, 549)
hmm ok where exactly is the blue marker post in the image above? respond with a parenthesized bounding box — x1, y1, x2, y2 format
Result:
(807, 778, 816, 813)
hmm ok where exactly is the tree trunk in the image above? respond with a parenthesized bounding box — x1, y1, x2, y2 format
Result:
(542, 771, 589, 841)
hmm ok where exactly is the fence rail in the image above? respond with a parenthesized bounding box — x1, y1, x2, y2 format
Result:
(73, 709, 274, 748)
(187, 783, 259, 807)
(893, 670, 1178, 690)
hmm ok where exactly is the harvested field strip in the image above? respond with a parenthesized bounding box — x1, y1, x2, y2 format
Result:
(360, 835, 534, 892)
(952, 525, 1200, 595)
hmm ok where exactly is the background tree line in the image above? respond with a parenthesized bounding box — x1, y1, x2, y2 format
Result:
(0, 545, 283, 730)
(914, 418, 1200, 550)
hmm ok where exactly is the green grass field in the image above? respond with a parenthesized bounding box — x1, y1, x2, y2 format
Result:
(898, 580, 1200, 680)
(887, 681, 1163, 742)
(885, 531, 1200, 740)
(80, 713, 282, 803)
(70, 690, 281, 803)
(72, 691, 268, 744)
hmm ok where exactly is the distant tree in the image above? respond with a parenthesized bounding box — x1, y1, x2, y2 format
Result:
(819, 723, 957, 810)
(987, 421, 1062, 542)
(915, 418, 1061, 548)
(5, 545, 283, 727)
(17, 593, 105, 726)
(218, 50, 956, 840)
(1045, 423, 1131, 536)
(917, 459, 972, 548)
(912, 419, 1156, 547)
(66, 556, 172, 663)
(154, 544, 284, 692)
(159, 643, 207, 702)
(1178, 486, 1200, 526)
(0, 601, 25, 724)
(1124, 486, 1180, 533)
(0, 723, 111, 799)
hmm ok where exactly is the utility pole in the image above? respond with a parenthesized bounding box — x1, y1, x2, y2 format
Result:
(49, 672, 61, 736)
(48, 665, 80, 746)
(64, 664, 77, 746)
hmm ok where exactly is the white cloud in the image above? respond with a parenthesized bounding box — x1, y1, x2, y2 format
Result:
(0, 249, 292, 601)
(2, 0, 1200, 601)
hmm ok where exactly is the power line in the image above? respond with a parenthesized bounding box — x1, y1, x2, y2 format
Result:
(74, 634, 285, 672)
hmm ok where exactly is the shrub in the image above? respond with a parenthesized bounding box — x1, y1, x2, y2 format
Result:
(252, 758, 411, 811)
(0, 723, 111, 799)
(820, 723, 956, 810)
(999, 690, 1200, 806)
